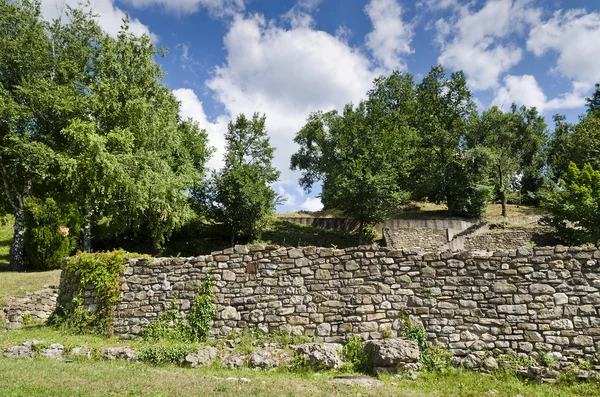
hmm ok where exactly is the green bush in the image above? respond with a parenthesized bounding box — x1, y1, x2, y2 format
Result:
(23, 197, 80, 270)
(544, 162, 600, 244)
(401, 316, 451, 372)
(138, 343, 200, 366)
(50, 250, 143, 333)
(342, 336, 370, 373)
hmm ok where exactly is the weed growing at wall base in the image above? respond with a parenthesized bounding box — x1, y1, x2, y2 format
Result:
(142, 274, 215, 343)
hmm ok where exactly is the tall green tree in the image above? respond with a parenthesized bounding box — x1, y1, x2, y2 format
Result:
(0, 0, 83, 270)
(412, 66, 477, 213)
(64, 21, 211, 253)
(291, 99, 411, 243)
(0, 1, 212, 269)
(209, 113, 279, 246)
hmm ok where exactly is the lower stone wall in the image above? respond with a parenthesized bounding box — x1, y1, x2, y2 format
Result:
(2, 289, 58, 329)
(383, 228, 448, 250)
(58, 244, 600, 371)
(464, 227, 557, 251)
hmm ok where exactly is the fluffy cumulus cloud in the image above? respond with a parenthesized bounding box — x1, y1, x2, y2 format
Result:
(527, 9, 600, 89)
(41, 0, 154, 40)
(206, 13, 376, 186)
(435, 0, 540, 91)
(364, 0, 414, 72)
(492, 74, 586, 112)
(122, 0, 245, 17)
(172, 88, 228, 171)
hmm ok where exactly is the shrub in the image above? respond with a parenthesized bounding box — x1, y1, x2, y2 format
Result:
(23, 197, 80, 270)
(544, 162, 600, 244)
(142, 274, 215, 343)
(50, 250, 143, 333)
(342, 336, 370, 373)
(400, 315, 451, 372)
(138, 343, 200, 366)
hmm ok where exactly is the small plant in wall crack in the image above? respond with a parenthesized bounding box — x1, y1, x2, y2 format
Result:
(142, 273, 215, 343)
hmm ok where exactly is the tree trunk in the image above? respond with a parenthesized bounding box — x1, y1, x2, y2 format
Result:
(358, 219, 364, 245)
(8, 205, 25, 271)
(8, 178, 32, 271)
(82, 207, 92, 253)
(499, 162, 507, 217)
(230, 225, 235, 248)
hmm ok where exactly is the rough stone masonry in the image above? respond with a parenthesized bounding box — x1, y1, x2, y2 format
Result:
(58, 244, 600, 369)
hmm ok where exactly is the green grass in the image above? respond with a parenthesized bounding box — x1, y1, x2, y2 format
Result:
(0, 216, 13, 269)
(0, 270, 61, 302)
(0, 357, 598, 397)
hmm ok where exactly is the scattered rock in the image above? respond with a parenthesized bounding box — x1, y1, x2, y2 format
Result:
(295, 343, 343, 370)
(220, 352, 247, 368)
(3, 346, 34, 359)
(248, 348, 292, 369)
(482, 356, 498, 371)
(185, 347, 219, 367)
(69, 347, 92, 359)
(330, 376, 384, 387)
(99, 347, 137, 361)
(364, 338, 420, 368)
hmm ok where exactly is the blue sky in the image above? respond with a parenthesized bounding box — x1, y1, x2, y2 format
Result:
(41, 0, 600, 212)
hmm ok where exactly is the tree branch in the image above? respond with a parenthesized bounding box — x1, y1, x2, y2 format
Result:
(0, 160, 18, 212)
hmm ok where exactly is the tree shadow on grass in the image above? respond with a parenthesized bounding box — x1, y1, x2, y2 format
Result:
(0, 235, 11, 271)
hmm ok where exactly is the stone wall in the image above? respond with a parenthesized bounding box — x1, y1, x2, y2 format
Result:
(58, 244, 600, 369)
(383, 228, 448, 250)
(2, 288, 58, 329)
(464, 227, 557, 251)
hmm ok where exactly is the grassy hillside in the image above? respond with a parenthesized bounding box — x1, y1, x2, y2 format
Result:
(279, 202, 548, 224)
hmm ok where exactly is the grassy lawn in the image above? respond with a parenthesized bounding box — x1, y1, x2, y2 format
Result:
(0, 356, 599, 397)
(0, 216, 13, 269)
(0, 325, 599, 397)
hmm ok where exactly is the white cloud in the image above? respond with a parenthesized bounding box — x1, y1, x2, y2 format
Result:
(122, 0, 245, 17)
(418, 0, 459, 11)
(435, 0, 541, 91)
(206, 13, 376, 185)
(492, 74, 587, 112)
(172, 88, 228, 171)
(41, 0, 155, 40)
(299, 197, 322, 212)
(364, 0, 414, 72)
(527, 9, 600, 89)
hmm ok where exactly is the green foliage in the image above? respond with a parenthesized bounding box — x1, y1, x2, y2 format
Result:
(291, 97, 411, 243)
(187, 275, 216, 342)
(539, 351, 554, 367)
(342, 336, 370, 373)
(544, 162, 600, 244)
(51, 250, 140, 333)
(142, 274, 215, 343)
(446, 147, 494, 218)
(23, 197, 80, 270)
(204, 113, 279, 246)
(497, 352, 537, 375)
(400, 316, 451, 372)
(138, 343, 200, 366)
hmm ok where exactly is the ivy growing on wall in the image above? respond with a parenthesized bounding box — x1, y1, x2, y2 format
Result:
(50, 250, 146, 333)
(142, 274, 215, 342)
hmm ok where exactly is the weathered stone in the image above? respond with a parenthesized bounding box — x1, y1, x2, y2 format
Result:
(3, 346, 34, 359)
(99, 347, 136, 361)
(493, 282, 517, 294)
(295, 343, 343, 370)
(529, 284, 555, 294)
(329, 377, 385, 387)
(185, 347, 218, 367)
(550, 319, 573, 330)
(364, 338, 420, 367)
(221, 306, 241, 321)
(572, 335, 594, 347)
(482, 356, 498, 371)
